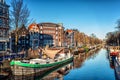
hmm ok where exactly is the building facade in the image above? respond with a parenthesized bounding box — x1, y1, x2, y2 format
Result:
(10, 22, 65, 52)
(64, 29, 74, 47)
(28, 23, 54, 48)
(11, 25, 29, 52)
(0, 0, 9, 51)
(28, 23, 41, 49)
(38, 23, 64, 47)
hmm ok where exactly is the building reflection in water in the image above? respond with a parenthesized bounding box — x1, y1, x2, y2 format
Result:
(107, 53, 120, 80)
(73, 48, 101, 69)
(1, 48, 102, 80)
(107, 49, 119, 80)
(12, 62, 73, 80)
(42, 63, 73, 80)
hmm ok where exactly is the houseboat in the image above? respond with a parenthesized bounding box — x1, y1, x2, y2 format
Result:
(114, 53, 120, 80)
(108, 46, 120, 66)
(109, 46, 120, 56)
(10, 47, 73, 76)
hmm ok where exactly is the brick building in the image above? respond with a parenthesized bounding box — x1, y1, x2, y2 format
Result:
(10, 22, 65, 52)
(28, 23, 53, 48)
(38, 23, 64, 47)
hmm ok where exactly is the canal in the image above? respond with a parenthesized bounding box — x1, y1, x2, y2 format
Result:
(64, 48, 116, 80)
(1, 48, 116, 80)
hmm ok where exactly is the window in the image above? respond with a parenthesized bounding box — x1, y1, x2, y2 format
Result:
(26, 36, 28, 39)
(18, 40, 21, 44)
(56, 27, 58, 30)
(40, 26, 42, 29)
(41, 31, 42, 33)
(26, 41, 28, 44)
(56, 32, 58, 34)
(56, 36, 58, 39)
(0, 19, 3, 26)
(40, 35, 43, 39)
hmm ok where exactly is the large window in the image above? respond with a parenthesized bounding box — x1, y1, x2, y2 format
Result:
(40, 35, 43, 39)
(0, 19, 3, 26)
(56, 27, 58, 30)
(40, 31, 42, 33)
(43, 40, 53, 46)
(40, 26, 42, 29)
(0, 42, 4, 51)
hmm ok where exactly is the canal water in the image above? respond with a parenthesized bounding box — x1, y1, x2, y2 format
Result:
(64, 48, 116, 80)
(1, 48, 116, 80)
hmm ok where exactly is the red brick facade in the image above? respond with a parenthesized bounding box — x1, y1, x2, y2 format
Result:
(38, 23, 64, 47)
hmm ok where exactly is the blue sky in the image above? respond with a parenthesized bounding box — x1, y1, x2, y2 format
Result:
(6, 0, 120, 39)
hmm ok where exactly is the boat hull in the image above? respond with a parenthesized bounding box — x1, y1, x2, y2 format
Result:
(110, 52, 119, 56)
(10, 57, 73, 76)
(11, 65, 54, 76)
(114, 58, 120, 80)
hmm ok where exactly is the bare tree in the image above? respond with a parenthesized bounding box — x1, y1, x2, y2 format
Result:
(115, 19, 120, 31)
(10, 0, 30, 52)
(10, 0, 30, 29)
(115, 19, 120, 46)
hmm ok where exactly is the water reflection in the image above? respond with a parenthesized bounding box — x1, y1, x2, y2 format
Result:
(64, 49, 115, 80)
(42, 49, 101, 80)
(1, 48, 116, 80)
(73, 48, 101, 69)
(10, 61, 73, 80)
(107, 49, 120, 80)
(42, 63, 73, 80)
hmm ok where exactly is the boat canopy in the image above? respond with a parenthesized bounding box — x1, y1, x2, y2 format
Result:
(42, 47, 64, 59)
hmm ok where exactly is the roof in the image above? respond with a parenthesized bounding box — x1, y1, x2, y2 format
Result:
(10, 24, 29, 36)
(66, 29, 73, 33)
(28, 23, 39, 29)
(28, 23, 40, 32)
(38, 22, 62, 27)
(17, 24, 29, 36)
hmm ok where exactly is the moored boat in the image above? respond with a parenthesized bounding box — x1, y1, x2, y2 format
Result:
(10, 48, 73, 76)
(114, 53, 120, 80)
(109, 46, 120, 56)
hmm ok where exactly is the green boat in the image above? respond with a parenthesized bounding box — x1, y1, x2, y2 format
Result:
(10, 56, 73, 76)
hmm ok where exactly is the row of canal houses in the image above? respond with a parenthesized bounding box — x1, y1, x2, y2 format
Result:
(0, 0, 76, 53)
(10, 23, 75, 53)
